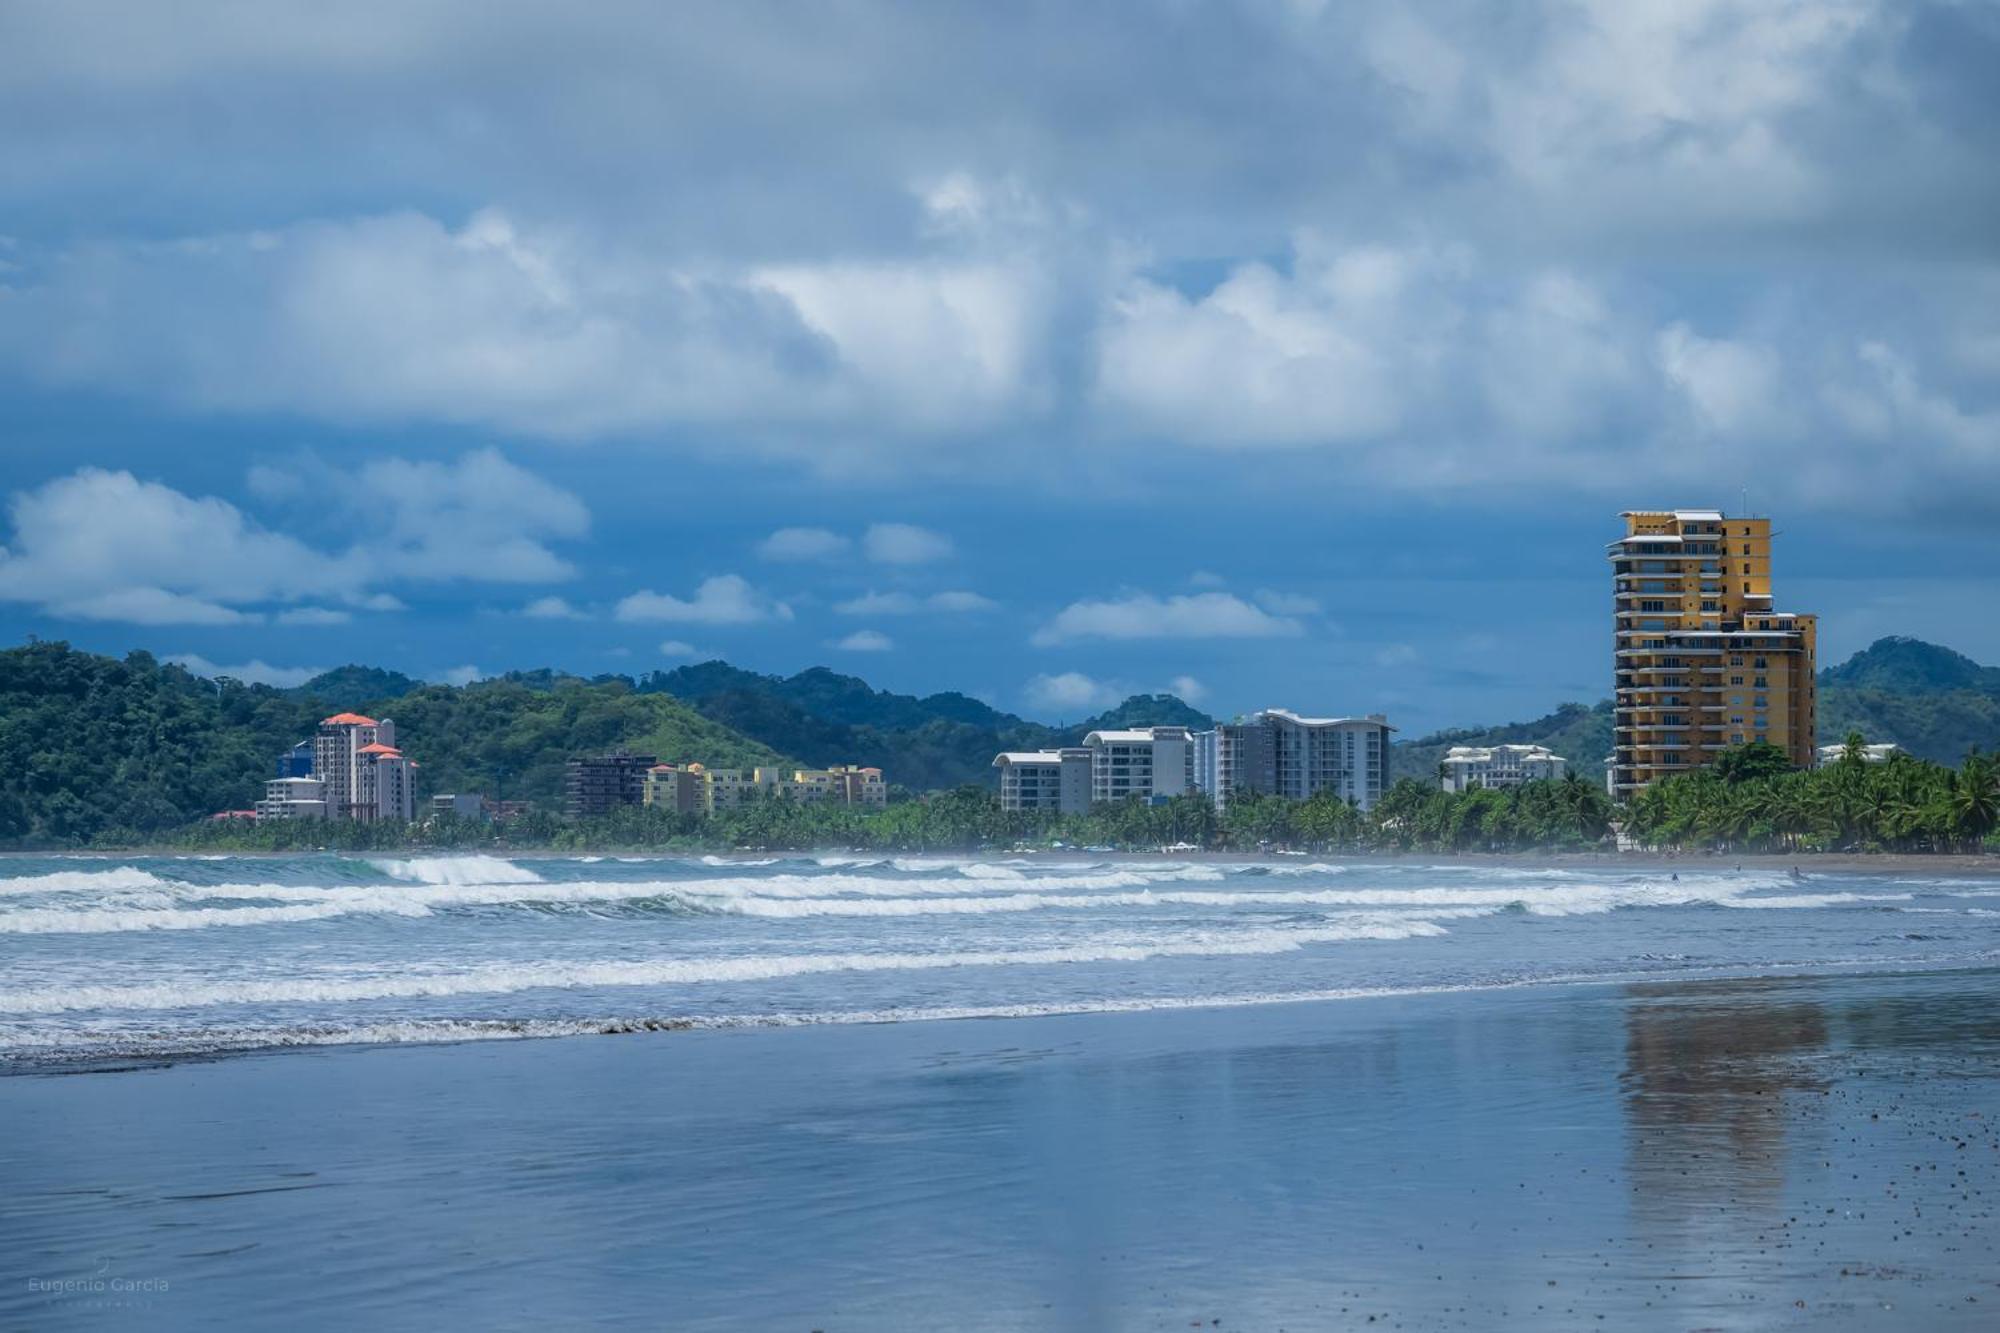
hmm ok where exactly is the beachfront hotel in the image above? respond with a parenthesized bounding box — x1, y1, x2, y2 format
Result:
(640, 762, 889, 815)
(993, 748, 1093, 814)
(1609, 509, 1817, 795)
(1192, 710, 1393, 812)
(1438, 743, 1567, 793)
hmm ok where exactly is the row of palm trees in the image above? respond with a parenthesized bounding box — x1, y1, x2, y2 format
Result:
(1622, 736, 1999, 853)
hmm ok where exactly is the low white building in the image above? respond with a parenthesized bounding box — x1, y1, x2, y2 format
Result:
(256, 776, 328, 820)
(1815, 741, 1902, 768)
(1083, 727, 1192, 804)
(1440, 744, 1568, 792)
(994, 748, 1092, 813)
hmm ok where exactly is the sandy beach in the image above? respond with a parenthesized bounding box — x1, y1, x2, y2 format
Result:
(5, 964, 1997, 1330)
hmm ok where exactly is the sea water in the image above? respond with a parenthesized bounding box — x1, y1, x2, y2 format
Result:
(2, 852, 1995, 1065)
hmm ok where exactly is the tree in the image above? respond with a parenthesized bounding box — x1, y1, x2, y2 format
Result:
(1713, 740, 1795, 784)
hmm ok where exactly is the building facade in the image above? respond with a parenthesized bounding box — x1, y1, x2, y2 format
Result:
(1192, 710, 1393, 811)
(1609, 509, 1817, 795)
(564, 752, 658, 818)
(1815, 741, 1901, 768)
(993, 748, 1093, 813)
(256, 776, 328, 819)
(1439, 744, 1568, 792)
(1082, 727, 1193, 804)
(313, 713, 415, 820)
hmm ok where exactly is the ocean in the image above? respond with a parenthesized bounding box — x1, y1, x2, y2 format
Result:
(1, 852, 1995, 1065)
(5, 853, 2000, 1328)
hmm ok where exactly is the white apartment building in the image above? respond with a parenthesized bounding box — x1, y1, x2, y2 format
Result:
(313, 713, 416, 821)
(1815, 741, 1902, 768)
(256, 776, 328, 820)
(1193, 710, 1393, 812)
(993, 748, 1092, 814)
(1082, 727, 1193, 804)
(1439, 743, 1569, 792)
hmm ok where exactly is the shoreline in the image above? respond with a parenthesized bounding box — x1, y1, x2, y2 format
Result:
(7, 964, 1997, 1328)
(6, 844, 1997, 877)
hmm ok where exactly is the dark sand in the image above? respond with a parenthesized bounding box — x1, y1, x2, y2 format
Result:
(4, 964, 1998, 1329)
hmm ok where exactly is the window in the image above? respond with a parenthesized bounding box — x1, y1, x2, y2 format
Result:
(1730, 675, 1744, 686)
(1753, 675, 1768, 688)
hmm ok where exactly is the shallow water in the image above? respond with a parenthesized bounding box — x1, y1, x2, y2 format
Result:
(1, 852, 1997, 1064)
(2, 967, 1996, 1329)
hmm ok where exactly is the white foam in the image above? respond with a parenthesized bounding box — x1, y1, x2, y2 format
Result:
(0, 919, 1451, 1015)
(370, 855, 544, 885)
(0, 867, 167, 895)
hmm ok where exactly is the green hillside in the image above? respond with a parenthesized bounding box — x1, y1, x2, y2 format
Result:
(0, 642, 788, 847)
(640, 662, 1214, 790)
(1391, 701, 1614, 784)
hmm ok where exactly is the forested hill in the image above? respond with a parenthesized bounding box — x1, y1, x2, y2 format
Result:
(639, 663, 1215, 792)
(1388, 636, 2000, 781)
(0, 642, 787, 846)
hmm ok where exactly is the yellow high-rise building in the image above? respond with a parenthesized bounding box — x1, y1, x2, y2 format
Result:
(1608, 510, 1816, 796)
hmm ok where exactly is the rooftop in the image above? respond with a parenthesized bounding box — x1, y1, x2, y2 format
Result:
(321, 712, 379, 727)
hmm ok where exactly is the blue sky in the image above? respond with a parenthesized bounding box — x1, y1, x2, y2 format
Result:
(1, 1, 1996, 736)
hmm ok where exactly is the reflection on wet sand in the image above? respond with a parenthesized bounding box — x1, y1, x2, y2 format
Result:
(1623, 979, 1829, 1234)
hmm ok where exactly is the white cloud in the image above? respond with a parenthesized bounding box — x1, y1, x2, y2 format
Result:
(1656, 322, 1788, 437)
(438, 665, 482, 686)
(657, 640, 700, 658)
(356, 449, 589, 584)
(275, 606, 352, 625)
(1253, 589, 1321, 616)
(832, 588, 996, 616)
(521, 596, 586, 620)
(756, 527, 851, 561)
(0, 468, 355, 623)
(1033, 591, 1304, 645)
(1167, 675, 1207, 703)
(862, 523, 953, 565)
(0, 451, 587, 626)
(833, 629, 894, 652)
(1023, 671, 1123, 715)
(168, 655, 326, 688)
(614, 575, 792, 625)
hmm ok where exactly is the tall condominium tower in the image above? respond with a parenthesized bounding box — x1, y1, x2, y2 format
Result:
(1608, 510, 1817, 796)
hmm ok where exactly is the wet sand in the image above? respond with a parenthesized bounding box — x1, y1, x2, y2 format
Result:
(3, 966, 1997, 1330)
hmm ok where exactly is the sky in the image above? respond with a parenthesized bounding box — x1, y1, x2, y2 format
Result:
(0, 0, 1996, 737)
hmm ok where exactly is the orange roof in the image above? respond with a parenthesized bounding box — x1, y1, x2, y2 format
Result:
(357, 742, 402, 756)
(322, 712, 378, 727)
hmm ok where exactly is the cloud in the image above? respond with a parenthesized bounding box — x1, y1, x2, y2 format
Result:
(832, 588, 996, 615)
(167, 655, 326, 688)
(756, 527, 851, 561)
(0, 468, 353, 623)
(1022, 669, 1211, 716)
(862, 523, 954, 565)
(832, 629, 893, 652)
(1032, 591, 1305, 645)
(614, 575, 792, 625)
(354, 449, 589, 584)
(1187, 571, 1228, 589)
(0, 451, 588, 626)
(274, 606, 352, 626)
(1023, 671, 1123, 715)
(521, 596, 586, 620)
(438, 665, 482, 686)
(1253, 589, 1320, 616)
(656, 640, 700, 658)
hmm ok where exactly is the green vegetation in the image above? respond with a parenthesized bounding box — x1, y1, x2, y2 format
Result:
(1392, 700, 1614, 783)
(640, 662, 1214, 790)
(0, 642, 790, 847)
(1624, 734, 2000, 853)
(167, 777, 1616, 856)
